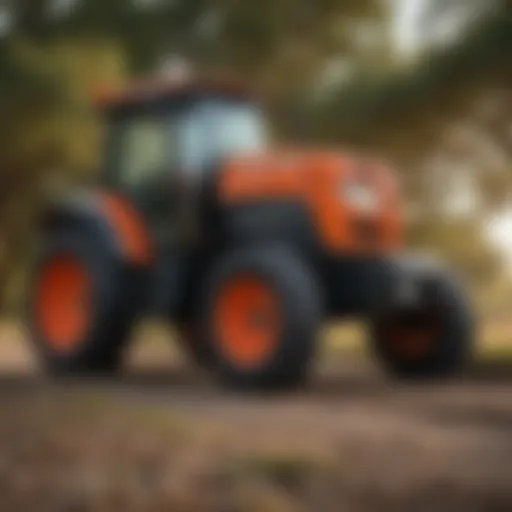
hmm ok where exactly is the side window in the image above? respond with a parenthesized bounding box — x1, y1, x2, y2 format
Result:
(116, 117, 171, 188)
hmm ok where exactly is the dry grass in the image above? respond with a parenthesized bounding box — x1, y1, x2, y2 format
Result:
(0, 390, 503, 509)
(0, 317, 509, 510)
(0, 381, 510, 511)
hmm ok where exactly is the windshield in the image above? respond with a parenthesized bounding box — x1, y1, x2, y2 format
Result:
(179, 99, 268, 174)
(107, 98, 268, 190)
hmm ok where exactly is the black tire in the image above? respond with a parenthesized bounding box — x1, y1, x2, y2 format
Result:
(26, 230, 145, 375)
(198, 246, 322, 391)
(370, 270, 475, 379)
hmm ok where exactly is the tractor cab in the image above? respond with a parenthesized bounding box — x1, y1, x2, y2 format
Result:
(97, 76, 269, 229)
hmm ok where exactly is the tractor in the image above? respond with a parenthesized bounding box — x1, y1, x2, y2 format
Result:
(26, 73, 474, 390)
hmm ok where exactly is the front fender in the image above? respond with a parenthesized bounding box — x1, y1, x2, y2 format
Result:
(385, 253, 449, 308)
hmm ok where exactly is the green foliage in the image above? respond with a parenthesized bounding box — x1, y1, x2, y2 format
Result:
(0, 0, 510, 308)
(0, 36, 127, 309)
(318, 10, 512, 155)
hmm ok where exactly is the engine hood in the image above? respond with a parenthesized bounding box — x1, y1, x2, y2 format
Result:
(220, 150, 399, 204)
(219, 150, 403, 254)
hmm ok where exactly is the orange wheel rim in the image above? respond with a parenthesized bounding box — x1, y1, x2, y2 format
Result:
(36, 255, 92, 353)
(215, 275, 281, 369)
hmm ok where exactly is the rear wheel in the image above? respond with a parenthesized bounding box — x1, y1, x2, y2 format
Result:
(27, 231, 144, 375)
(370, 271, 474, 379)
(198, 247, 321, 391)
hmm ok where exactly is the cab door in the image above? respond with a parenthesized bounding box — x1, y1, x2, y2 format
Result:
(102, 106, 186, 316)
(103, 107, 182, 236)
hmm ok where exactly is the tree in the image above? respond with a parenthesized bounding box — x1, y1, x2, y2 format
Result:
(0, 0, 509, 307)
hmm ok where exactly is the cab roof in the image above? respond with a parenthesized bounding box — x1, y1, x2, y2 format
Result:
(94, 72, 255, 111)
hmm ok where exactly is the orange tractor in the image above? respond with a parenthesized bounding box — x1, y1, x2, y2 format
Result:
(26, 74, 474, 390)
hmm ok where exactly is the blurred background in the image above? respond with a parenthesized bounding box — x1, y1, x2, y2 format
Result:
(0, 1, 511, 510)
(0, 0, 511, 318)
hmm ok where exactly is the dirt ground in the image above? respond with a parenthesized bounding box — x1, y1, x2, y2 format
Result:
(0, 323, 511, 511)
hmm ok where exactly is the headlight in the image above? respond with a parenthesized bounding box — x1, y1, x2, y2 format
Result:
(342, 182, 380, 212)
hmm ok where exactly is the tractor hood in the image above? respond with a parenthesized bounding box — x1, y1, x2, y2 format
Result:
(219, 150, 403, 253)
(220, 150, 399, 208)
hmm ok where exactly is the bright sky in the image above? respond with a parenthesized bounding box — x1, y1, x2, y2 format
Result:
(391, 0, 496, 57)
(489, 212, 512, 253)
(391, 0, 426, 56)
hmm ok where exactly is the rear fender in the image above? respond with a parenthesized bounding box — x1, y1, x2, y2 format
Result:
(42, 192, 154, 268)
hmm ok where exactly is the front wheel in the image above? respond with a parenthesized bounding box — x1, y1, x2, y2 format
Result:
(370, 271, 475, 379)
(198, 247, 322, 391)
